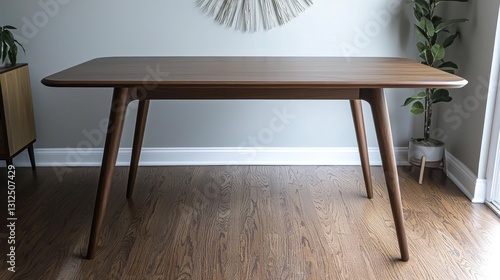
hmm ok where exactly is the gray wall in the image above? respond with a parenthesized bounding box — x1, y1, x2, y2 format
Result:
(438, 0, 499, 174)
(1, 1, 418, 152)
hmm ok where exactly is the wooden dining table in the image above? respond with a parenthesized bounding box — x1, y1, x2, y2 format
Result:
(42, 57, 467, 261)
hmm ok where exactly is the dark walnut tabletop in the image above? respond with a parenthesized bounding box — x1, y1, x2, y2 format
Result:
(41, 57, 467, 89)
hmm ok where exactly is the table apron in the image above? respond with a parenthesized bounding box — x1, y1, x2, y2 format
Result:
(128, 87, 361, 100)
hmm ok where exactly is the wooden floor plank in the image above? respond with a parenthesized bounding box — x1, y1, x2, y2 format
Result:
(0, 166, 498, 279)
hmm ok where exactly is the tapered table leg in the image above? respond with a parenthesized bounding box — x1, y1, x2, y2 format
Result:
(87, 88, 131, 259)
(127, 99, 150, 199)
(350, 100, 373, 199)
(361, 88, 409, 262)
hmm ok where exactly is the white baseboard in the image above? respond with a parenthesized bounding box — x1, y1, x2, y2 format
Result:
(10, 147, 486, 203)
(9, 147, 410, 167)
(445, 151, 485, 203)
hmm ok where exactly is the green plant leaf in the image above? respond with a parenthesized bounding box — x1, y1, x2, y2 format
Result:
(443, 32, 459, 48)
(14, 40, 25, 53)
(403, 91, 427, 106)
(4, 30, 14, 44)
(413, 0, 430, 13)
(431, 35, 439, 46)
(421, 17, 435, 37)
(435, 18, 468, 33)
(414, 9, 423, 21)
(8, 43, 17, 65)
(438, 61, 458, 73)
(419, 51, 427, 61)
(417, 42, 427, 53)
(431, 89, 453, 103)
(423, 49, 434, 65)
(437, 0, 469, 4)
(403, 97, 414, 107)
(415, 24, 428, 42)
(432, 15, 444, 26)
(410, 101, 425, 115)
(431, 44, 445, 61)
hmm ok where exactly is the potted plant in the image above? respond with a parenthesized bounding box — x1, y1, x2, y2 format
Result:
(0, 25, 25, 68)
(404, 0, 468, 165)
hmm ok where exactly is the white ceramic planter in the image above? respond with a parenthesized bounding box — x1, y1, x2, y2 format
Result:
(408, 138, 445, 165)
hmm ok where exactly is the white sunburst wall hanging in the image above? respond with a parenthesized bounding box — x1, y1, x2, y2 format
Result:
(196, 0, 314, 32)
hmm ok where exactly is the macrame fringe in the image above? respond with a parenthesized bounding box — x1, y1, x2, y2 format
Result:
(196, 0, 314, 32)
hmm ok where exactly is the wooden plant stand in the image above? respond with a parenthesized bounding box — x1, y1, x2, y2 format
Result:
(409, 154, 445, 184)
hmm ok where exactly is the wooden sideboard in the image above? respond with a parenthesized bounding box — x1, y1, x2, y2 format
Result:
(0, 64, 36, 168)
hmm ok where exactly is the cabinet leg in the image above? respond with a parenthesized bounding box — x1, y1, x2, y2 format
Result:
(28, 144, 36, 170)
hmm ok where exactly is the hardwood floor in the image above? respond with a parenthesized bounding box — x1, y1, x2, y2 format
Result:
(0, 165, 498, 279)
